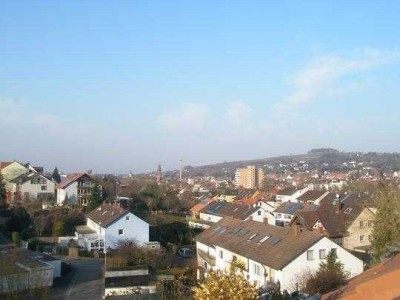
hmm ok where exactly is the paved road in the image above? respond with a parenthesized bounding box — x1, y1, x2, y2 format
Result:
(50, 258, 104, 300)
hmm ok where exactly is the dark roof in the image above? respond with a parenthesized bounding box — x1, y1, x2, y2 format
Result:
(200, 201, 259, 220)
(105, 275, 153, 288)
(10, 171, 49, 184)
(276, 187, 299, 196)
(274, 202, 304, 215)
(297, 190, 328, 202)
(86, 203, 129, 228)
(291, 193, 371, 237)
(195, 218, 324, 270)
(56, 172, 94, 189)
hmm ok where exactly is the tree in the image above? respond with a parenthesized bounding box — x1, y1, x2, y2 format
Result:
(51, 167, 61, 184)
(370, 185, 400, 261)
(193, 263, 258, 300)
(52, 221, 64, 237)
(87, 182, 102, 211)
(302, 250, 348, 295)
(0, 173, 7, 210)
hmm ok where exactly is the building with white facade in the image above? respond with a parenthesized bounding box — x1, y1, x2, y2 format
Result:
(56, 173, 99, 206)
(275, 186, 310, 203)
(195, 218, 363, 293)
(76, 203, 149, 252)
(9, 172, 55, 201)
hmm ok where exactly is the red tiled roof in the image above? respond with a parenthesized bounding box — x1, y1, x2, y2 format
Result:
(0, 161, 12, 169)
(322, 254, 400, 300)
(56, 173, 92, 189)
(191, 199, 215, 213)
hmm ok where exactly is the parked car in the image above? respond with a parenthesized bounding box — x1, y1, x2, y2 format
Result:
(178, 247, 192, 258)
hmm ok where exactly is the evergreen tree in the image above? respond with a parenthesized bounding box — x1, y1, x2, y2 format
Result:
(303, 250, 348, 294)
(370, 186, 400, 261)
(51, 167, 61, 184)
(87, 182, 102, 211)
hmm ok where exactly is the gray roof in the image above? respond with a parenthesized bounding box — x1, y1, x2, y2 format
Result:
(195, 218, 324, 270)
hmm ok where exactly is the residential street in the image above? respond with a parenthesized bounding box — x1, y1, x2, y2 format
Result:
(49, 258, 104, 300)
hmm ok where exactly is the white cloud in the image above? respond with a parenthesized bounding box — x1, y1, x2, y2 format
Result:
(158, 102, 209, 132)
(225, 100, 252, 126)
(281, 48, 400, 108)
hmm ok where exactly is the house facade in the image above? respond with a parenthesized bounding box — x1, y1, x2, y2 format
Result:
(196, 218, 363, 294)
(76, 203, 149, 252)
(10, 172, 55, 201)
(342, 207, 376, 251)
(56, 173, 99, 206)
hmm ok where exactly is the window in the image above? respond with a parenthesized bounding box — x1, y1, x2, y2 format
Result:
(307, 250, 314, 260)
(331, 248, 337, 256)
(41, 185, 47, 191)
(219, 250, 223, 259)
(126, 216, 130, 221)
(253, 264, 261, 276)
(319, 249, 327, 259)
(257, 210, 262, 216)
(276, 214, 282, 218)
(359, 221, 364, 229)
(118, 229, 124, 235)
(368, 220, 373, 227)
(360, 235, 365, 242)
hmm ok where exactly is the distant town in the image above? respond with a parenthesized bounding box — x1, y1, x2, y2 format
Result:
(0, 148, 400, 299)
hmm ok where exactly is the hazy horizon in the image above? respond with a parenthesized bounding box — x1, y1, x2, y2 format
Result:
(1, 1, 400, 173)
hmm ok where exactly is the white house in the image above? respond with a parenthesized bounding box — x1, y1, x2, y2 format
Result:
(76, 203, 149, 252)
(195, 218, 363, 294)
(56, 173, 99, 206)
(275, 186, 310, 203)
(10, 172, 55, 201)
(273, 202, 305, 226)
(199, 201, 268, 224)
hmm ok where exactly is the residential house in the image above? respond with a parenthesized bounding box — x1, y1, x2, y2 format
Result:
(273, 202, 304, 226)
(56, 173, 99, 206)
(275, 186, 310, 203)
(322, 254, 400, 300)
(290, 193, 375, 250)
(9, 172, 55, 201)
(76, 203, 149, 252)
(296, 190, 330, 205)
(195, 218, 363, 294)
(199, 201, 270, 224)
(0, 161, 30, 202)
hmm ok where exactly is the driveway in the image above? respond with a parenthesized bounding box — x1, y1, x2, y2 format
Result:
(50, 258, 104, 300)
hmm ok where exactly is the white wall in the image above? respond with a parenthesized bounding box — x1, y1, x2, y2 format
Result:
(281, 237, 363, 293)
(21, 177, 55, 200)
(199, 212, 223, 223)
(105, 212, 149, 249)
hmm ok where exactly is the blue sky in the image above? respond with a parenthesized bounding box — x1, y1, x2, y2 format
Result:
(1, 1, 400, 173)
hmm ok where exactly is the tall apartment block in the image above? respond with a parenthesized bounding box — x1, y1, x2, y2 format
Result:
(234, 165, 265, 189)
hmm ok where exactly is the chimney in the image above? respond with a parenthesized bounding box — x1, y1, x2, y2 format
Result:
(335, 201, 342, 214)
(294, 224, 302, 236)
